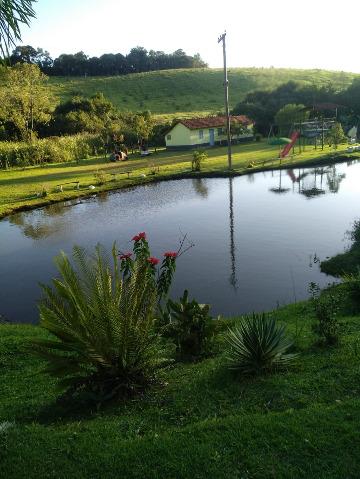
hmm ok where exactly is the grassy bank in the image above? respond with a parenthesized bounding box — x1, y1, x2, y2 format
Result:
(1, 298, 360, 478)
(48, 67, 358, 115)
(1, 141, 357, 219)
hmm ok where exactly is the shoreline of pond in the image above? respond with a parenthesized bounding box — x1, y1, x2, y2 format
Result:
(1, 151, 359, 221)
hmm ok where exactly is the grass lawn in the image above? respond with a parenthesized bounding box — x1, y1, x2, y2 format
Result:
(1, 298, 360, 478)
(1, 141, 357, 219)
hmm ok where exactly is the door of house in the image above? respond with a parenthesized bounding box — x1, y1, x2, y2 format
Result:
(209, 129, 215, 146)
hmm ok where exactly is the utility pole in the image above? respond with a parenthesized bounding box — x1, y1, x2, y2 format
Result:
(218, 32, 232, 170)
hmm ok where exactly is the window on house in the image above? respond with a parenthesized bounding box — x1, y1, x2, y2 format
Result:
(217, 128, 223, 135)
(199, 130, 204, 139)
(167, 134, 171, 140)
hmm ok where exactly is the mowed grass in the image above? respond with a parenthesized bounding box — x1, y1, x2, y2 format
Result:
(0, 141, 353, 218)
(48, 67, 358, 116)
(1, 299, 360, 478)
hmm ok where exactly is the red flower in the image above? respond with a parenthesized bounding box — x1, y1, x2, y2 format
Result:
(147, 257, 160, 265)
(132, 232, 146, 241)
(119, 252, 132, 260)
(164, 251, 177, 258)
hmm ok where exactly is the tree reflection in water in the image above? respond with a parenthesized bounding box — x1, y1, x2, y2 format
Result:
(327, 165, 346, 193)
(8, 201, 73, 240)
(192, 178, 209, 198)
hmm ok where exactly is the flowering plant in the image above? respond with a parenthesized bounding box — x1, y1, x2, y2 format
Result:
(118, 232, 192, 302)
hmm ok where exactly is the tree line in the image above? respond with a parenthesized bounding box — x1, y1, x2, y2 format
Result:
(7, 45, 208, 76)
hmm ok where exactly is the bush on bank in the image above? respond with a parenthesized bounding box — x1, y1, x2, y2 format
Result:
(0, 133, 105, 169)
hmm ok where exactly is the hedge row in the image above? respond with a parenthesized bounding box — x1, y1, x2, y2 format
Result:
(0, 134, 105, 168)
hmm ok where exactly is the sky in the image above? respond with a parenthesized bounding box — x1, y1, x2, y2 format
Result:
(19, 0, 360, 72)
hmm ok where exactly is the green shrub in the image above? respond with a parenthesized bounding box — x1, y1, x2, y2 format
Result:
(192, 150, 208, 172)
(0, 133, 104, 169)
(342, 267, 360, 304)
(225, 313, 296, 375)
(158, 290, 212, 360)
(32, 242, 171, 401)
(94, 169, 107, 185)
(309, 282, 342, 345)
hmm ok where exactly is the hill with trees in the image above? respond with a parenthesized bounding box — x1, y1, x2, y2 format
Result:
(46, 67, 359, 116)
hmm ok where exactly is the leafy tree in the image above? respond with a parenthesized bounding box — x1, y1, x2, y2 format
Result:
(124, 111, 155, 147)
(0, 63, 55, 140)
(232, 102, 272, 135)
(149, 122, 171, 147)
(274, 104, 309, 135)
(327, 122, 347, 149)
(126, 46, 149, 73)
(230, 121, 249, 141)
(50, 92, 121, 136)
(10, 44, 36, 63)
(192, 53, 207, 68)
(0, 0, 36, 57)
(10, 45, 53, 71)
(52, 51, 88, 76)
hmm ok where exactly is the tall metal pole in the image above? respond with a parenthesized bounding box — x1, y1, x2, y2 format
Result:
(218, 32, 232, 170)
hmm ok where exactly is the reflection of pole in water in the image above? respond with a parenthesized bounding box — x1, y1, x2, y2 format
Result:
(229, 177, 237, 289)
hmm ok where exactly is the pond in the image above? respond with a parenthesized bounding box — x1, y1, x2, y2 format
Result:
(1, 159, 360, 324)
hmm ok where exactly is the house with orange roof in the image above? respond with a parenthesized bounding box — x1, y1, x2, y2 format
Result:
(165, 115, 254, 150)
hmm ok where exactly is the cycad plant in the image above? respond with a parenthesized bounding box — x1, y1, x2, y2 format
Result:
(225, 313, 296, 375)
(32, 238, 171, 399)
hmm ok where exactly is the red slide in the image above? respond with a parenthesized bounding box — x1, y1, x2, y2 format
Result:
(280, 131, 300, 158)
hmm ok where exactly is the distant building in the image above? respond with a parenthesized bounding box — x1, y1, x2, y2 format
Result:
(165, 115, 254, 150)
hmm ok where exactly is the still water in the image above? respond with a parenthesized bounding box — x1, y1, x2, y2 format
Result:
(1, 160, 359, 323)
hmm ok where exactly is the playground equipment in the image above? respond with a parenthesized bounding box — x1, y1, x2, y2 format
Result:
(268, 133, 300, 159)
(269, 136, 293, 159)
(280, 131, 300, 158)
(268, 116, 337, 158)
(296, 118, 336, 139)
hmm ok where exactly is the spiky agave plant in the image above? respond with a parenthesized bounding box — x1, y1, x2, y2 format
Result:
(32, 243, 170, 399)
(225, 313, 296, 375)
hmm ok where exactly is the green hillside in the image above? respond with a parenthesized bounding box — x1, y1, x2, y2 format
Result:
(48, 67, 358, 117)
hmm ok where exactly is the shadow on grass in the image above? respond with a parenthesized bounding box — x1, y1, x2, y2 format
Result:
(34, 391, 128, 424)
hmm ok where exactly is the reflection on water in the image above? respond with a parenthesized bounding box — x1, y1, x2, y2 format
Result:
(228, 177, 237, 289)
(1, 159, 359, 323)
(269, 170, 290, 194)
(267, 165, 347, 198)
(192, 178, 209, 198)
